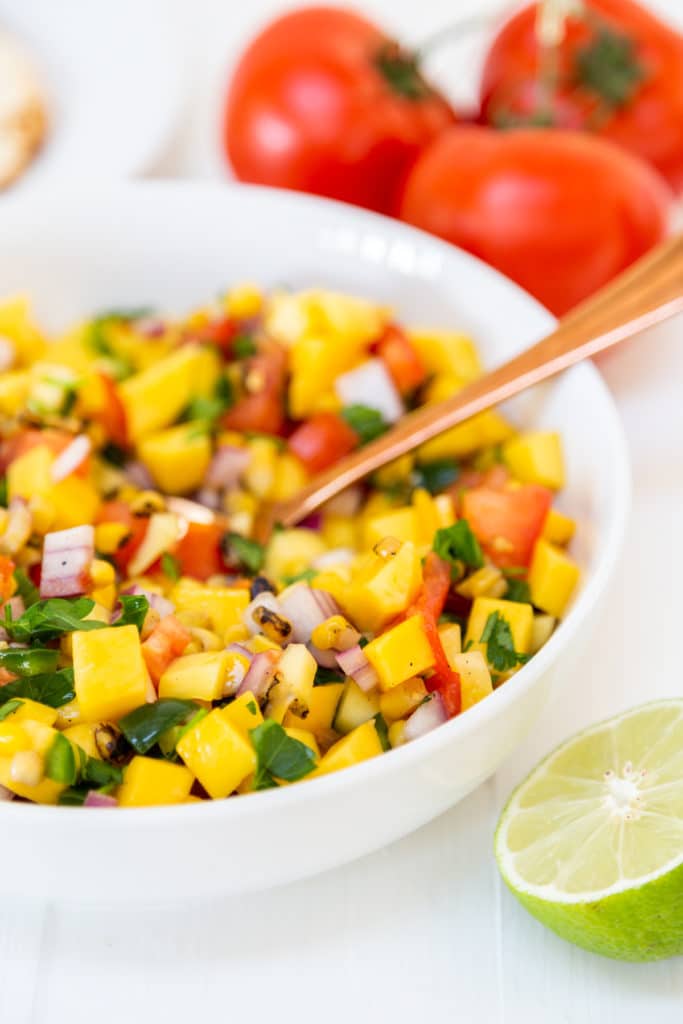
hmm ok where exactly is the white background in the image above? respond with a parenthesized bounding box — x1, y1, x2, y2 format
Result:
(2, 1, 683, 1021)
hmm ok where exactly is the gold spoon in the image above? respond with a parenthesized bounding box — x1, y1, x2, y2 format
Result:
(255, 234, 683, 543)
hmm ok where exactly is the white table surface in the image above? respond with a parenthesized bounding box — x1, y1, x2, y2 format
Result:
(2, 2, 683, 1021)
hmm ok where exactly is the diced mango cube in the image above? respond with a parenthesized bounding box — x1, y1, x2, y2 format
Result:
(388, 720, 407, 748)
(119, 345, 219, 441)
(62, 722, 101, 760)
(542, 507, 576, 545)
(364, 615, 435, 691)
(528, 539, 580, 618)
(50, 475, 101, 530)
(118, 756, 194, 807)
(465, 597, 534, 657)
(138, 424, 211, 494)
(4, 699, 58, 728)
(284, 727, 320, 759)
(418, 410, 513, 462)
(0, 295, 46, 365)
(364, 506, 418, 549)
(284, 683, 344, 743)
(264, 528, 326, 581)
(159, 651, 230, 702)
(340, 541, 422, 633)
(220, 691, 264, 736)
(7, 444, 53, 502)
(73, 624, 152, 721)
(176, 709, 256, 799)
(451, 651, 493, 711)
(314, 720, 383, 776)
(379, 677, 428, 721)
(0, 371, 30, 414)
(503, 431, 565, 490)
(0, 721, 64, 804)
(171, 582, 250, 640)
(438, 623, 462, 668)
(270, 453, 308, 502)
(408, 329, 481, 381)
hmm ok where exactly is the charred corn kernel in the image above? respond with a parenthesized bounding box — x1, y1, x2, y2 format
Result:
(528, 539, 580, 618)
(365, 615, 435, 691)
(267, 644, 316, 722)
(119, 344, 220, 441)
(176, 709, 256, 799)
(340, 541, 422, 633)
(284, 683, 344, 742)
(90, 558, 115, 588)
(451, 651, 493, 711)
(159, 651, 230, 702)
(27, 494, 55, 534)
(0, 721, 31, 755)
(95, 521, 131, 554)
(10, 750, 43, 787)
(5, 699, 58, 728)
(379, 677, 428, 721)
(465, 597, 534, 657)
(373, 453, 414, 488)
(408, 329, 481, 381)
(503, 431, 565, 490)
(118, 756, 194, 807)
(270, 452, 308, 502)
(313, 720, 383, 776)
(62, 723, 101, 760)
(138, 424, 211, 495)
(224, 283, 263, 319)
(456, 566, 506, 600)
(542, 507, 576, 545)
(264, 528, 326, 581)
(321, 514, 357, 550)
(73, 624, 151, 721)
(364, 507, 418, 549)
(310, 615, 358, 651)
(244, 437, 279, 499)
(129, 490, 166, 516)
(170, 583, 249, 640)
(438, 623, 462, 668)
(284, 727, 319, 759)
(388, 720, 407, 748)
(531, 614, 556, 653)
(187, 627, 223, 652)
(220, 691, 264, 736)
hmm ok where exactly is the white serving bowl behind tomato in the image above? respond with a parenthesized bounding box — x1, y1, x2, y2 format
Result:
(0, 183, 629, 904)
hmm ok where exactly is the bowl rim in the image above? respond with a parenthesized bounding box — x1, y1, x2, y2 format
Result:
(0, 180, 631, 826)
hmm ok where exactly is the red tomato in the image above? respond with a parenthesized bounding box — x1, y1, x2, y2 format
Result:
(410, 553, 461, 718)
(375, 325, 427, 395)
(93, 374, 128, 449)
(480, 0, 683, 192)
(461, 483, 552, 568)
(398, 125, 670, 315)
(142, 615, 192, 685)
(223, 7, 455, 214)
(221, 338, 287, 436)
(95, 500, 148, 574)
(288, 412, 358, 474)
(174, 521, 225, 581)
(0, 428, 91, 477)
(191, 316, 239, 353)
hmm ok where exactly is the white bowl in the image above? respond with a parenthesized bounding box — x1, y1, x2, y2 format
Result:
(0, 183, 629, 904)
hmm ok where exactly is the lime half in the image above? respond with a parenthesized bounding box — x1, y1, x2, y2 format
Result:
(495, 699, 683, 961)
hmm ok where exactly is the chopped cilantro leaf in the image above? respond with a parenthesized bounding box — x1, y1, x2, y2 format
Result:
(505, 577, 531, 604)
(480, 611, 529, 673)
(0, 478, 6, 507)
(161, 552, 181, 581)
(433, 519, 483, 572)
(282, 568, 317, 586)
(232, 334, 257, 359)
(250, 720, 317, 789)
(12, 568, 39, 608)
(341, 405, 389, 445)
(373, 713, 390, 751)
(4, 597, 106, 644)
(414, 459, 459, 495)
(0, 699, 23, 722)
(113, 594, 149, 632)
(223, 532, 264, 574)
(314, 665, 344, 686)
(0, 668, 75, 708)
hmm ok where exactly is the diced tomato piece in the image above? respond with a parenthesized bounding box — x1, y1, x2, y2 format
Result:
(221, 338, 287, 436)
(191, 316, 239, 353)
(0, 429, 90, 477)
(376, 325, 426, 395)
(408, 552, 461, 717)
(288, 412, 358, 474)
(0, 556, 15, 603)
(93, 374, 128, 448)
(141, 615, 192, 685)
(461, 483, 552, 568)
(95, 500, 148, 574)
(174, 521, 224, 581)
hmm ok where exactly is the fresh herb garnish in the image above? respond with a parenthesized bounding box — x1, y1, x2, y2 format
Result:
(480, 611, 529, 673)
(0, 698, 23, 721)
(505, 577, 531, 604)
(184, 375, 234, 426)
(4, 597, 106, 644)
(223, 532, 265, 574)
(232, 334, 257, 359)
(433, 519, 484, 572)
(341, 405, 389, 445)
(12, 568, 39, 608)
(414, 459, 459, 495)
(0, 668, 75, 708)
(314, 665, 345, 686)
(250, 720, 317, 790)
(45, 733, 79, 785)
(0, 478, 7, 508)
(113, 594, 149, 632)
(161, 552, 181, 581)
(0, 648, 59, 677)
(282, 568, 317, 586)
(81, 757, 123, 788)
(119, 699, 200, 754)
(245, 700, 258, 715)
(373, 713, 390, 751)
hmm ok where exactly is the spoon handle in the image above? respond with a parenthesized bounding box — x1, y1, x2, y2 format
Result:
(270, 235, 683, 531)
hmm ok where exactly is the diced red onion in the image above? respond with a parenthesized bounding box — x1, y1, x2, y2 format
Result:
(0, 784, 14, 802)
(404, 694, 447, 742)
(40, 525, 95, 599)
(124, 460, 154, 490)
(166, 496, 215, 525)
(195, 487, 221, 510)
(312, 548, 354, 570)
(243, 591, 282, 636)
(236, 650, 278, 699)
(307, 642, 339, 669)
(51, 434, 92, 483)
(135, 316, 166, 338)
(299, 512, 322, 531)
(0, 336, 15, 372)
(322, 485, 363, 518)
(311, 588, 341, 619)
(84, 791, 118, 808)
(1, 497, 32, 555)
(122, 584, 174, 620)
(205, 445, 249, 490)
(334, 358, 403, 423)
(277, 584, 328, 644)
(335, 644, 379, 692)
(226, 642, 253, 662)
